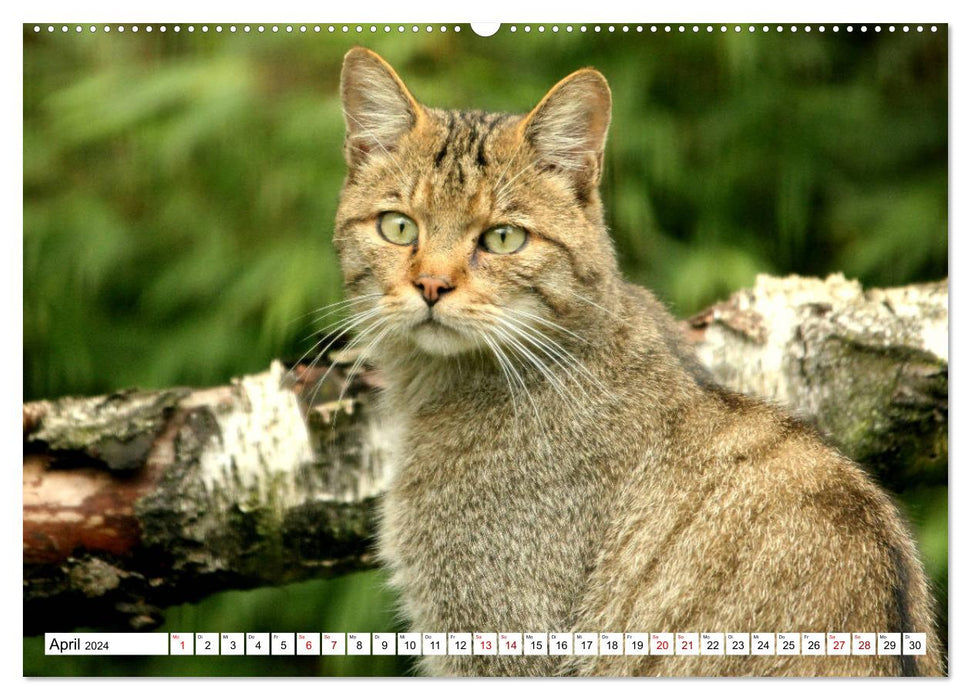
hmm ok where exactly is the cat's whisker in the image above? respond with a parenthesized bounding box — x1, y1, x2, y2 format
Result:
(305, 293, 382, 319)
(490, 324, 580, 414)
(299, 311, 389, 420)
(499, 313, 613, 397)
(502, 307, 590, 345)
(331, 321, 393, 427)
(482, 326, 555, 462)
(492, 325, 595, 428)
(478, 330, 523, 425)
(290, 306, 383, 373)
(297, 304, 384, 347)
(304, 293, 382, 324)
(563, 289, 628, 324)
(498, 317, 597, 392)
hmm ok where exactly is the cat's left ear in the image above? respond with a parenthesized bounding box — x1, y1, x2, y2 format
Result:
(340, 47, 423, 168)
(520, 69, 612, 195)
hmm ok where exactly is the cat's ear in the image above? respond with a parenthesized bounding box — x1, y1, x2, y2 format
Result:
(521, 69, 612, 195)
(340, 47, 422, 168)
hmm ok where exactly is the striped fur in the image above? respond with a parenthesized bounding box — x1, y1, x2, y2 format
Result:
(331, 48, 943, 677)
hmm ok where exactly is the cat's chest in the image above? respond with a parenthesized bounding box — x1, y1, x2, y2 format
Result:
(378, 404, 611, 630)
(384, 409, 567, 530)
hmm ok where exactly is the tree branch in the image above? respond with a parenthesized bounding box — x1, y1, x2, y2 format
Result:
(23, 274, 948, 633)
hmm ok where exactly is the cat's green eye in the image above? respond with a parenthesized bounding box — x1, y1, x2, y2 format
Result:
(378, 211, 419, 246)
(480, 225, 527, 255)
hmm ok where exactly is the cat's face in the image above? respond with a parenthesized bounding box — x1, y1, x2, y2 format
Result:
(334, 48, 618, 360)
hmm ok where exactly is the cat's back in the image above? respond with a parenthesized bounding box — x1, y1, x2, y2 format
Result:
(570, 381, 943, 675)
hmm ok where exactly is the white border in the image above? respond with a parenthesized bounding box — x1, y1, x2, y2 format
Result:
(7, 2, 963, 699)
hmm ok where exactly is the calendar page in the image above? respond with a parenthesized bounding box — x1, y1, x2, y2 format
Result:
(22, 17, 948, 679)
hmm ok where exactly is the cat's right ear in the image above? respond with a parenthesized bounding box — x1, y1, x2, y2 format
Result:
(520, 68, 612, 197)
(340, 47, 422, 168)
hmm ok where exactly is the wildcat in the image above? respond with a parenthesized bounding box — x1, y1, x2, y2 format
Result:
(332, 47, 942, 676)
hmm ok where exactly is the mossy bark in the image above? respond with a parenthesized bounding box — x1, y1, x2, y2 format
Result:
(688, 274, 947, 490)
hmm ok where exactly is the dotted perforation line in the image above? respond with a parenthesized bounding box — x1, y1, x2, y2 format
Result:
(31, 24, 939, 34)
(30, 24, 464, 34)
(505, 24, 937, 34)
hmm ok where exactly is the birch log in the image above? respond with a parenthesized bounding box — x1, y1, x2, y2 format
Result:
(23, 274, 948, 633)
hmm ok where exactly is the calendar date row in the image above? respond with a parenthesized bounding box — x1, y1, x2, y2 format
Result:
(46, 632, 927, 657)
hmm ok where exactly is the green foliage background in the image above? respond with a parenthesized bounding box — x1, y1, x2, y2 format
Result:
(23, 24, 947, 676)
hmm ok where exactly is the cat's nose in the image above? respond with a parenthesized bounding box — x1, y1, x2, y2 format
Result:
(414, 275, 455, 306)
